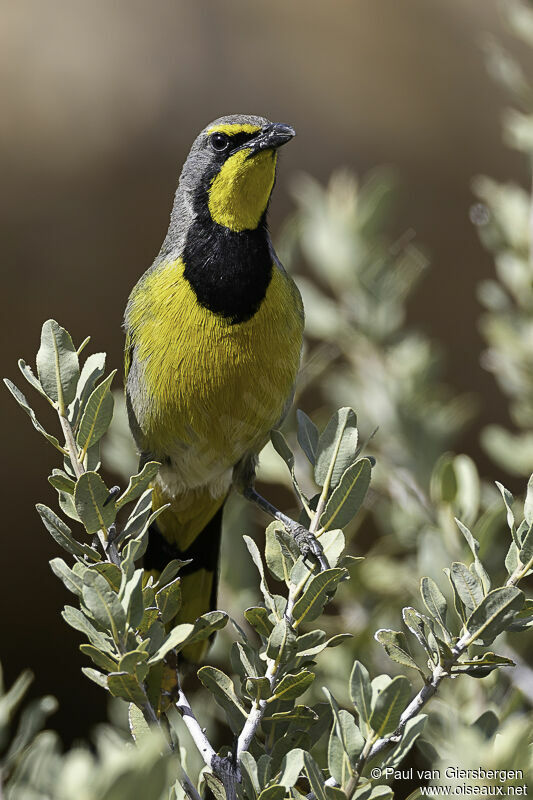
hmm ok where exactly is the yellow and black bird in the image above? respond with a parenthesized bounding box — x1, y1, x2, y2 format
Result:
(124, 114, 304, 657)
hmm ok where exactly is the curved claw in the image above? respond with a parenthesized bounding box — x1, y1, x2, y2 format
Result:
(291, 525, 329, 572)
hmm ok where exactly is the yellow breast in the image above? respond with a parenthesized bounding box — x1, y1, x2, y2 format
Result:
(127, 257, 304, 470)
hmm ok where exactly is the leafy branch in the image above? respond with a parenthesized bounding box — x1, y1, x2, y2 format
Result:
(4, 319, 533, 800)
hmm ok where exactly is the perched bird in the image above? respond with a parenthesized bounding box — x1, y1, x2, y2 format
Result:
(124, 114, 304, 659)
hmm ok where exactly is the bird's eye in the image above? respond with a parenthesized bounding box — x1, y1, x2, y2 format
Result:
(210, 132, 230, 152)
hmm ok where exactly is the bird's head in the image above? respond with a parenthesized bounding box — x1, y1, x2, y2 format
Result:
(180, 114, 295, 233)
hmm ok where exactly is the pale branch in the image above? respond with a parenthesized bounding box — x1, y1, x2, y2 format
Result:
(59, 413, 84, 479)
(236, 658, 277, 758)
(175, 682, 217, 769)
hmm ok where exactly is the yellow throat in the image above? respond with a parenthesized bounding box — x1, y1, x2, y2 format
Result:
(208, 148, 277, 232)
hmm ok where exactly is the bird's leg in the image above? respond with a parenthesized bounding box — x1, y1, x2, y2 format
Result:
(242, 486, 329, 571)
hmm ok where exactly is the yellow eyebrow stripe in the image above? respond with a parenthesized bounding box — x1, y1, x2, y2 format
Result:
(207, 123, 261, 136)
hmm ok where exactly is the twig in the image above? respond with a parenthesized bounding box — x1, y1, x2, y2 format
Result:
(59, 414, 84, 479)
(175, 682, 217, 768)
(236, 658, 278, 757)
(59, 411, 108, 552)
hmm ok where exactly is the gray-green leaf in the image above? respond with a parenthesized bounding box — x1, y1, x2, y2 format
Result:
(74, 471, 116, 534)
(320, 458, 371, 530)
(315, 407, 358, 489)
(464, 587, 524, 645)
(36, 319, 79, 412)
(369, 675, 411, 737)
(76, 371, 116, 453)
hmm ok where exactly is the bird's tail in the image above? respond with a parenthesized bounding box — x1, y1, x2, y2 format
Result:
(144, 483, 227, 663)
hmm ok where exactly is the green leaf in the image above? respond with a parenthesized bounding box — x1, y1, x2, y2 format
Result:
(203, 773, 226, 800)
(271, 671, 314, 702)
(369, 675, 411, 737)
(323, 687, 364, 764)
(380, 714, 427, 771)
(246, 677, 271, 701)
(505, 541, 520, 576)
(525, 473, 533, 526)
(36, 504, 100, 561)
(48, 470, 76, 495)
(79, 643, 118, 672)
(349, 660, 372, 732)
(197, 666, 247, 733)
(82, 668, 109, 689)
(107, 671, 146, 706)
(184, 610, 228, 646)
(455, 518, 491, 594)
(0, 670, 33, 721)
(61, 606, 113, 652)
(315, 407, 358, 489)
(231, 641, 260, 679)
(496, 481, 518, 545)
(270, 429, 294, 471)
(89, 562, 122, 592)
(296, 630, 351, 658)
(129, 702, 152, 743)
(452, 652, 515, 677)
(292, 568, 346, 626)
(74, 471, 116, 534)
(5, 696, 58, 766)
(450, 562, 484, 617)
(76, 371, 116, 453)
(116, 461, 160, 510)
(17, 358, 50, 402)
(297, 409, 319, 465)
(265, 523, 299, 583)
(4, 379, 65, 452)
(319, 458, 371, 530)
(303, 752, 327, 800)
(118, 649, 149, 676)
(279, 748, 305, 788)
(82, 570, 126, 642)
(257, 786, 285, 800)
(49, 557, 84, 596)
(326, 787, 349, 800)
(320, 528, 346, 568)
(264, 706, 318, 734)
(328, 729, 351, 787)
(36, 319, 80, 412)
(266, 619, 297, 665)
(244, 535, 277, 615)
(155, 577, 181, 625)
(519, 522, 533, 565)
(420, 576, 448, 638)
(374, 629, 425, 676)
(244, 606, 273, 638)
(68, 351, 106, 426)
(239, 750, 259, 799)
(154, 559, 190, 589)
(464, 587, 524, 645)
(121, 568, 145, 628)
(402, 607, 441, 660)
(147, 623, 195, 663)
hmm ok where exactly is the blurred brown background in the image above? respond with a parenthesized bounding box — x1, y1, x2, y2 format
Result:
(0, 0, 530, 744)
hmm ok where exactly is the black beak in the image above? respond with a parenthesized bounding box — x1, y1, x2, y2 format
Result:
(233, 123, 296, 156)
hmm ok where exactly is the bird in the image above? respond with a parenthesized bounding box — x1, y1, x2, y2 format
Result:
(124, 114, 304, 661)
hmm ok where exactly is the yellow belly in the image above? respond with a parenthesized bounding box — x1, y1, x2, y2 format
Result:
(127, 256, 304, 486)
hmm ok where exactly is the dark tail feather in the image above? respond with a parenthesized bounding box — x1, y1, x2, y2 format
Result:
(144, 503, 225, 661)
